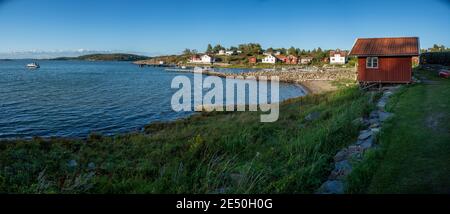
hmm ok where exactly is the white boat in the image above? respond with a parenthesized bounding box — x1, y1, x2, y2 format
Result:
(26, 62, 40, 69)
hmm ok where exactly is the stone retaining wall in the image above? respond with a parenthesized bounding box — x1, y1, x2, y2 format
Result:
(224, 68, 357, 84)
(316, 86, 400, 194)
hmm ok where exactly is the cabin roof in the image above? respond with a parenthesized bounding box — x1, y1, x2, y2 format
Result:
(349, 37, 420, 57)
(330, 50, 347, 56)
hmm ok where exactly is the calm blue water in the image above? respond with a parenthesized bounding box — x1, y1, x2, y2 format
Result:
(0, 60, 306, 139)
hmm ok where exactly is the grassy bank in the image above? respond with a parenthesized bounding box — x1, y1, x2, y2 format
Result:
(347, 68, 450, 193)
(0, 85, 373, 194)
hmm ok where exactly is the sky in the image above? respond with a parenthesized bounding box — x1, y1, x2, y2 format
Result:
(0, 0, 449, 58)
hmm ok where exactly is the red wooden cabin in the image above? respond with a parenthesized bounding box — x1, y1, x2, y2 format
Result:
(349, 37, 420, 84)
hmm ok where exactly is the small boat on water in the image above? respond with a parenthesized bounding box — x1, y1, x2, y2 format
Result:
(26, 62, 40, 69)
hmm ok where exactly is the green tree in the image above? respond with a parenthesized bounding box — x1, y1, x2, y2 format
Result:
(288, 47, 298, 56)
(229, 46, 238, 51)
(276, 48, 286, 55)
(213, 44, 225, 53)
(182, 48, 192, 55)
(238, 43, 263, 55)
(206, 44, 213, 54)
(317, 47, 323, 54)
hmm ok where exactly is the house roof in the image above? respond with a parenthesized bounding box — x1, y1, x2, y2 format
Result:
(276, 55, 287, 60)
(349, 37, 420, 57)
(330, 49, 347, 56)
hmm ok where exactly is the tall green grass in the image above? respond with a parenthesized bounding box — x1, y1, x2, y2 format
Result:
(0, 86, 372, 193)
(347, 69, 450, 193)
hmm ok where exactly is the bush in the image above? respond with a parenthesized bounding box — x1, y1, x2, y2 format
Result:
(420, 52, 450, 66)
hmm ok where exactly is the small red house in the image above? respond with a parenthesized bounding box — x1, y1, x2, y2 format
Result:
(349, 37, 420, 84)
(249, 57, 257, 64)
(286, 55, 299, 64)
(275, 55, 288, 63)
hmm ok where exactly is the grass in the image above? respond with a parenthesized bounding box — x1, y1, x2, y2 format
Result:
(347, 68, 450, 194)
(0, 86, 373, 194)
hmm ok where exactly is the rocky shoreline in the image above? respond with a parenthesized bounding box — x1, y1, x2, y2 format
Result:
(166, 67, 357, 94)
(234, 68, 356, 94)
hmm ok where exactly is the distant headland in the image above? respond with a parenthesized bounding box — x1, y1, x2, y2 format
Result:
(51, 53, 150, 61)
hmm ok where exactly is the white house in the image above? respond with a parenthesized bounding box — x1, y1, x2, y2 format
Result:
(300, 57, 313, 65)
(262, 55, 277, 64)
(201, 55, 215, 64)
(217, 50, 226, 55)
(330, 49, 348, 64)
(225, 50, 235, 56)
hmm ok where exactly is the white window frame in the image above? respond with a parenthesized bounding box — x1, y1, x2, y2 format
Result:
(366, 57, 379, 69)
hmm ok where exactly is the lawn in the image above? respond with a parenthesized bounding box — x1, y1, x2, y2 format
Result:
(347, 68, 450, 193)
(0, 86, 372, 194)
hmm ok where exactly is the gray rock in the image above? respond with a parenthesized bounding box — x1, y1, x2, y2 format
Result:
(369, 111, 379, 119)
(370, 122, 380, 128)
(358, 136, 375, 150)
(371, 127, 381, 133)
(362, 119, 371, 127)
(369, 118, 380, 124)
(384, 91, 393, 97)
(377, 99, 387, 109)
(347, 145, 364, 159)
(317, 180, 344, 194)
(358, 130, 373, 141)
(88, 162, 96, 170)
(329, 160, 353, 180)
(334, 148, 348, 162)
(335, 160, 352, 172)
(68, 159, 78, 168)
(379, 111, 393, 122)
(305, 112, 321, 121)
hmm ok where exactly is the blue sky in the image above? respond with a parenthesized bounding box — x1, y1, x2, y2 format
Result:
(0, 0, 449, 57)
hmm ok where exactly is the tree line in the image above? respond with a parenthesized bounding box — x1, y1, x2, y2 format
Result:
(182, 43, 335, 59)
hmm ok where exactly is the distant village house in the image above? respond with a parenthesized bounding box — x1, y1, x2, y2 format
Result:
(286, 55, 299, 64)
(189, 55, 202, 63)
(300, 57, 313, 64)
(189, 54, 215, 64)
(275, 55, 287, 63)
(225, 50, 236, 56)
(201, 55, 215, 63)
(262, 54, 278, 64)
(330, 49, 348, 64)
